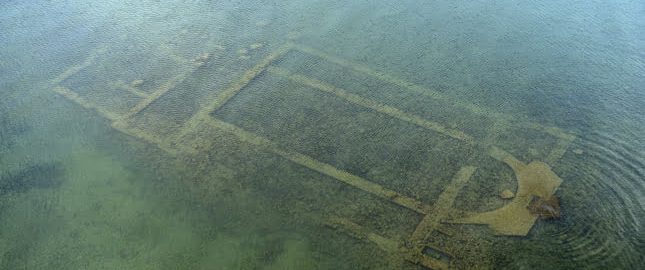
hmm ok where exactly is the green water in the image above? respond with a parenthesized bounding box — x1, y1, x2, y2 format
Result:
(1, 0, 643, 269)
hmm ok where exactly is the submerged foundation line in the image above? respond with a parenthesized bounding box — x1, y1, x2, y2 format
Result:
(410, 166, 476, 243)
(267, 66, 474, 143)
(202, 117, 432, 215)
(292, 43, 575, 142)
(267, 66, 575, 166)
(325, 216, 450, 270)
(204, 43, 294, 114)
(52, 86, 179, 155)
(53, 86, 120, 121)
(121, 69, 195, 120)
(545, 133, 576, 165)
(111, 81, 150, 99)
(176, 43, 294, 143)
(50, 45, 107, 86)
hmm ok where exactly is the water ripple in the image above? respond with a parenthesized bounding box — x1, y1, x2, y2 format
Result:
(532, 127, 644, 268)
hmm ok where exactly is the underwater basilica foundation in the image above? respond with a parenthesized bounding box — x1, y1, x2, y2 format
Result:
(50, 36, 575, 269)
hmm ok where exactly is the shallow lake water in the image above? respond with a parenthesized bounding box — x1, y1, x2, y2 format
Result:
(1, 0, 643, 269)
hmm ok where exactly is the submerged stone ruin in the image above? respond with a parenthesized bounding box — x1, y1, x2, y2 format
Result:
(49, 34, 576, 269)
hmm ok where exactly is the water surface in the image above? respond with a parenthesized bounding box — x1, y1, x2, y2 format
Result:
(1, 0, 643, 269)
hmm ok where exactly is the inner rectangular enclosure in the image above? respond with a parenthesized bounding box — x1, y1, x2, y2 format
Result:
(272, 49, 497, 140)
(213, 72, 473, 205)
(269, 48, 564, 163)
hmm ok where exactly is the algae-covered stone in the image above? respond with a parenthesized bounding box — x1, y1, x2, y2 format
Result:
(528, 195, 561, 219)
(249, 43, 264, 50)
(130, 79, 144, 87)
(500, 189, 515, 199)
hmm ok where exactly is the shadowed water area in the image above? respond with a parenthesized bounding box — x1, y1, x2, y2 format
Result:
(1, 0, 643, 269)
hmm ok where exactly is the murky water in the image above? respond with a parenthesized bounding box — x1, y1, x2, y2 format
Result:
(1, 0, 643, 269)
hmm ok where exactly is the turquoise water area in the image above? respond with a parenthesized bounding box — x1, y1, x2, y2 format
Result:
(1, 0, 643, 269)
